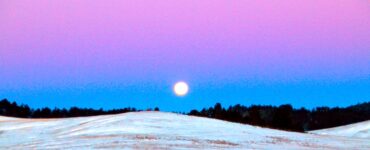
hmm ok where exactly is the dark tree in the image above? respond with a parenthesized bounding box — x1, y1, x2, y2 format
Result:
(154, 107, 160, 111)
(272, 104, 293, 130)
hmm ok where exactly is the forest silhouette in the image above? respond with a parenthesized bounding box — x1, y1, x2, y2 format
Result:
(1, 99, 369, 132)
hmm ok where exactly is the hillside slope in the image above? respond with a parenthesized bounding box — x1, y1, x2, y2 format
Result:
(0, 112, 369, 149)
(309, 120, 370, 138)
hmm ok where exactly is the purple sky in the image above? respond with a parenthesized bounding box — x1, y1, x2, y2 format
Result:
(0, 1, 369, 111)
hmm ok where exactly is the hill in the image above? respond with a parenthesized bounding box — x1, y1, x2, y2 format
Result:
(0, 112, 369, 149)
(309, 120, 370, 138)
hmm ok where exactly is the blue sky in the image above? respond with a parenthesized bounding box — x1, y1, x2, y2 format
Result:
(0, 0, 369, 111)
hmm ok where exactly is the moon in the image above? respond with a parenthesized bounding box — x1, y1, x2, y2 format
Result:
(173, 81, 189, 96)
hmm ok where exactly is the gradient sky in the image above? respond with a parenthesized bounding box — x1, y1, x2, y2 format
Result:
(0, 0, 369, 111)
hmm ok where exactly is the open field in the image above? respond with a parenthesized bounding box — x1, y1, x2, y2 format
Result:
(1, 112, 369, 149)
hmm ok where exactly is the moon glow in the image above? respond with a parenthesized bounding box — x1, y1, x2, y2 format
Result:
(173, 81, 189, 96)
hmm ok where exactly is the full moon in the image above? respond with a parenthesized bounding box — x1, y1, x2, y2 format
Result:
(173, 81, 189, 96)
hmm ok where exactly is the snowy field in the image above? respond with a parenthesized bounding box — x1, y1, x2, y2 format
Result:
(0, 112, 369, 149)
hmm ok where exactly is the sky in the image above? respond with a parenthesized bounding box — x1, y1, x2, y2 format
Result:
(0, 0, 369, 111)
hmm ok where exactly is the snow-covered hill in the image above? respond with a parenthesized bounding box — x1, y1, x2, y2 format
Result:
(309, 120, 370, 138)
(0, 112, 369, 149)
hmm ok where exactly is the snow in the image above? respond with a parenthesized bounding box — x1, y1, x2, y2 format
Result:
(309, 120, 370, 138)
(0, 112, 369, 149)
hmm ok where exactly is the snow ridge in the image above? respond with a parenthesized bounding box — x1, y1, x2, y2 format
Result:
(0, 112, 369, 149)
(309, 120, 370, 138)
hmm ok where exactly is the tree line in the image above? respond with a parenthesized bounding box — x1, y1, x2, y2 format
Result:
(1, 98, 369, 132)
(0, 99, 158, 118)
(188, 102, 370, 132)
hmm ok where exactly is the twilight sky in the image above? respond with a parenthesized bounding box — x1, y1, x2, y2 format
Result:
(0, 0, 369, 111)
